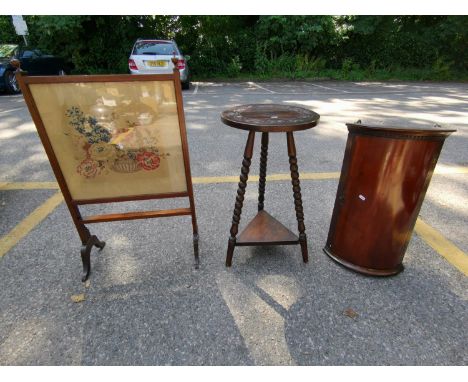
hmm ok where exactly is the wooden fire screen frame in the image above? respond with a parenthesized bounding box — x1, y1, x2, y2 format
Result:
(16, 63, 198, 281)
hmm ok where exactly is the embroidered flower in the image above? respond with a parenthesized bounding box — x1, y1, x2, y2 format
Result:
(77, 158, 99, 178)
(136, 151, 160, 171)
(66, 107, 111, 144)
(89, 143, 115, 161)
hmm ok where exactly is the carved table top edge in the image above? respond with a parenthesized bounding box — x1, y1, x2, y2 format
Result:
(221, 104, 320, 132)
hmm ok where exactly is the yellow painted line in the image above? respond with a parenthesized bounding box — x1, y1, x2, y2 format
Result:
(0, 182, 59, 190)
(434, 165, 468, 175)
(0, 166, 466, 189)
(415, 218, 468, 276)
(192, 172, 340, 184)
(192, 175, 249, 184)
(0, 191, 64, 258)
(294, 172, 341, 180)
(0, 178, 466, 279)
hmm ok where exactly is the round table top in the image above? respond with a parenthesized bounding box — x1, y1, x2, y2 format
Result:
(221, 104, 320, 132)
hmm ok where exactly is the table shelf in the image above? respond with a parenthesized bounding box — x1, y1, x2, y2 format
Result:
(236, 210, 299, 246)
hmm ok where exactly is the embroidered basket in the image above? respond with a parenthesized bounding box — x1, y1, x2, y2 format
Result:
(111, 158, 141, 173)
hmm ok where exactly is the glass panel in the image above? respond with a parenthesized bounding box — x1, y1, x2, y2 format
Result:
(22, 50, 35, 58)
(29, 80, 187, 200)
(133, 41, 177, 55)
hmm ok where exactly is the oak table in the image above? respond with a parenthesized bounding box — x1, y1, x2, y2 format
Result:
(221, 104, 320, 266)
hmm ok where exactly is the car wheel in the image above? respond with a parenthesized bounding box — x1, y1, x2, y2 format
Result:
(4, 70, 21, 94)
(182, 81, 190, 90)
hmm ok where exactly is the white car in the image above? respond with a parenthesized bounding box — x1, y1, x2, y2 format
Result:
(128, 39, 190, 89)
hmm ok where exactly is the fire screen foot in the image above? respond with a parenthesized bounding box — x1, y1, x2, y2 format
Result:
(193, 233, 200, 269)
(80, 235, 106, 282)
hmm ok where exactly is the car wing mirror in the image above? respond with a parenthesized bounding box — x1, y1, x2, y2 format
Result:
(10, 59, 21, 71)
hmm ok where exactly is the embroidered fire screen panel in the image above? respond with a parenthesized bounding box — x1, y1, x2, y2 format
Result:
(30, 80, 188, 200)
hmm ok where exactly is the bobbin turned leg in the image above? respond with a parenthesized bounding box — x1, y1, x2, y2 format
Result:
(287, 132, 308, 263)
(258, 132, 269, 211)
(226, 131, 256, 267)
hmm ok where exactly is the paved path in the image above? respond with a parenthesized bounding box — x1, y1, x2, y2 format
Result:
(0, 81, 467, 365)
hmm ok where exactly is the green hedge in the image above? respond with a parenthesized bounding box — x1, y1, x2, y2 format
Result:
(0, 15, 466, 80)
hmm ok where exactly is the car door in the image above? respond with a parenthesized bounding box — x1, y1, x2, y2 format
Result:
(36, 49, 61, 74)
(31, 49, 48, 74)
(19, 49, 59, 75)
(19, 49, 39, 74)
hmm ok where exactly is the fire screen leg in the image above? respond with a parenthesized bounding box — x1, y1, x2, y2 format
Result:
(189, 192, 200, 269)
(80, 235, 106, 282)
(193, 232, 200, 269)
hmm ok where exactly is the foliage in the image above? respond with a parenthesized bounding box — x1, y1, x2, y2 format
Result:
(25, 16, 142, 74)
(0, 15, 465, 80)
(256, 16, 339, 59)
(295, 55, 327, 74)
(335, 16, 467, 72)
(0, 44, 18, 58)
(0, 16, 22, 45)
(226, 56, 243, 77)
(178, 16, 258, 75)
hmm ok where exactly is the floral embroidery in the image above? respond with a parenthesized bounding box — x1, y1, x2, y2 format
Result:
(136, 151, 161, 170)
(89, 143, 116, 161)
(66, 107, 111, 144)
(66, 106, 168, 178)
(77, 158, 99, 178)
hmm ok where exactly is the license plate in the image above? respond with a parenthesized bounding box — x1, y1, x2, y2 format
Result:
(146, 60, 168, 67)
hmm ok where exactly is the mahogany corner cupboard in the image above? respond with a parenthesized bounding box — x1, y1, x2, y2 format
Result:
(324, 120, 455, 276)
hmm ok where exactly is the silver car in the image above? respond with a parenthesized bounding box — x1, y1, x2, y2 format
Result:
(128, 39, 190, 89)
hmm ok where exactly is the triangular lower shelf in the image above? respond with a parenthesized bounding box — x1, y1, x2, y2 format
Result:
(236, 210, 299, 246)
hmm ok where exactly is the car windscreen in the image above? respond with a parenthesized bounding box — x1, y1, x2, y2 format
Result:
(132, 41, 178, 56)
(0, 44, 18, 59)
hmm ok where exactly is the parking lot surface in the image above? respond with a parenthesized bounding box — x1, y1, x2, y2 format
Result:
(0, 80, 467, 365)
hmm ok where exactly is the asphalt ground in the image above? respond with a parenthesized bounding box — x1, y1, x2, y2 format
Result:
(0, 80, 467, 365)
